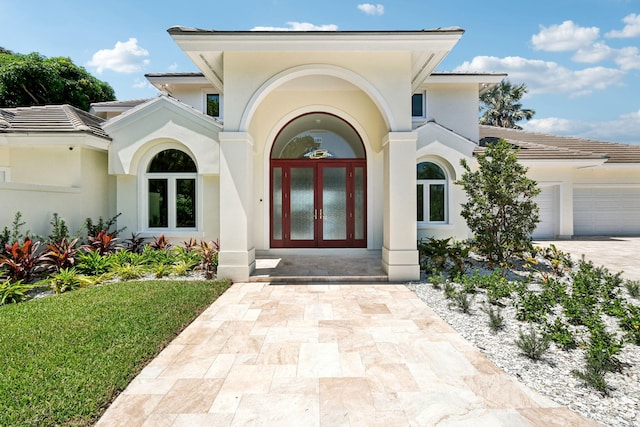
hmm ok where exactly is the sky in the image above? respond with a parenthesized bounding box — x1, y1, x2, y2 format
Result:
(1, 0, 640, 144)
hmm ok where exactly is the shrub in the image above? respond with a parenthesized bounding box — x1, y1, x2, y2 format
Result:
(47, 213, 70, 244)
(85, 213, 125, 241)
(84, 230, 121, 255)
(0, 238, 48, 282)
(111, 263, 146, 281)
(48, 268, 92, 294)
(625, 280, 640, 298)
(43, 237, 79, 272)
(124, 233, 146, 254)
(515, 327, 550, 361)
(457, 139, 540, 263)
(572, 322, 623, 396)
(76, 250, 112, 276)
(619, 304, 640, 345)
(196, 240, 220, 279)
(544, 318, 577, 350)
(0, 279, 34, 305)
(150, 234, 171, 250)
(481, 304, 505, 332)
(514, 287, 554, 324)
(152, 263, 173, 279)
(0, 212, 28, 248)
(418, 237, 468, 275)
(448, 289, 474, 314)
(443, 281, 456, 299)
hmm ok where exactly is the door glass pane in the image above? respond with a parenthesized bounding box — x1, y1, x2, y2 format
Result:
(176, 179, 196, 228)
(322, 167, 347, 240)
(272, 168, 283, 240)
(429, 184, 445, 222)
(290, 167, 315, 240)
(354, 167, 365, 240)
(417, 184, 424, 222)
(148, 179, 168, 228)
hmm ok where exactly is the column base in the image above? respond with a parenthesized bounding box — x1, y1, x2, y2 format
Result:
(217, 248, 256, 282)
(382, 246, 420, 281)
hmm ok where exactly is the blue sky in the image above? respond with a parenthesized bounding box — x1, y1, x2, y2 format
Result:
(1, 0, 640, 144)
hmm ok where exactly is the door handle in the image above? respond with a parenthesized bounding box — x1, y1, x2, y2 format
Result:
(314, 209, 317, 220)
(320, 208, 323, 220)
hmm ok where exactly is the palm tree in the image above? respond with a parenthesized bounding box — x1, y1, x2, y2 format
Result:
(480, 80, 535, 129)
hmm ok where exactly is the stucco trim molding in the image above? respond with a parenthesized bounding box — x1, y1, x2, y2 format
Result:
(240, 64, 396, 132)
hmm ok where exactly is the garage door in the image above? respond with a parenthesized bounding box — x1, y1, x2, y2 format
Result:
(574, 187, 640, 236)
(532, 185, 559, 238)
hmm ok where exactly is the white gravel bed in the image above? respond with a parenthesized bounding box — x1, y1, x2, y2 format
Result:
(406, 280, 640, 427)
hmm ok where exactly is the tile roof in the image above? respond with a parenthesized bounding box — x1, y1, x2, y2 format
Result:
(479, 125, 640, 164)
(90, 99, 151, 109)
(0, 105, 109, 139)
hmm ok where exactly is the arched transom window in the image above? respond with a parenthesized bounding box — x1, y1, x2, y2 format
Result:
(146, 149, 197, 229)
(417, 161, 447, 224)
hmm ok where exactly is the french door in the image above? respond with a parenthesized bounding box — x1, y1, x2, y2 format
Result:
(271, 160, 366, 248)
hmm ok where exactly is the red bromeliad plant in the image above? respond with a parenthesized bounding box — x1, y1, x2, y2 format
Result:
(150, 234, 171, 251)
(0, 238, 49, 282)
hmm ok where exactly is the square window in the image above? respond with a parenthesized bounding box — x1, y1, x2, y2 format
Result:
(206, 94, 220, 117)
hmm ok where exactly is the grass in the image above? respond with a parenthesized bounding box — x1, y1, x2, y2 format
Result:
(0, 278, 231, 427)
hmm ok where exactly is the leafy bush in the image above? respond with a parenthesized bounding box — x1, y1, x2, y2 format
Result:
(0, 211, 29, 248)
(448, 289, 474, 314)
(625, 280, 640, 298)
(76, 250, 112, 276)
(0, 238, 48, 282)
(48, 267, 92, 294)
(47, 213, 70, 244)
(544, 317, 577, 350)
(514, 287, 555, 324)
(418, 237, 468, 275)
(85, 212, 125, 240)
(84, 230, 121, 255)
(481, 304, 505, 332)
(43, 237, 79, 272)
(111, 263, 146, 281)
(457, 139, 540, 263)
(0, 279, 34, 305)
(515, 327, 550, 361)
(619, 303, 640, 345)
(196, 239, 220, 279)
(124, 233, 146, 254)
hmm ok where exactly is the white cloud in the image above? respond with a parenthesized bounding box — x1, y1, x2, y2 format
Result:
(606, 13, 640, 38)
(251, 22, 338, 31)
(523, 110, 640, 145)
(614, 46, 640, 70)
(454, 56, 625, 96)
(572, 42, 614, 63)
(532, 21, 599, 52)
(168, 62, 178, 72)
(87, 38, 150, 74)
(358, 3, 384, 16)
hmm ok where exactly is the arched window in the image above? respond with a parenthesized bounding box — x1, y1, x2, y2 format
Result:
(417, 161, 447, 224)
(146, 149, 197, 229)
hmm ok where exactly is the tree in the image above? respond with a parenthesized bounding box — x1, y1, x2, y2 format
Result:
(480, 79, 535, 129)
(0, 51, 115, 111)
(456, 138, 540, 263)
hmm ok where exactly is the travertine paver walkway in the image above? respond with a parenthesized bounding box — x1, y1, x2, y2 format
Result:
(97, 283, 598, 426)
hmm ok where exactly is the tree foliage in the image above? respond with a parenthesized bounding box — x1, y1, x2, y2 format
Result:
(480, 79, 535, 129)
(457, 139, 540, 263)
(0, 51, 115, 111)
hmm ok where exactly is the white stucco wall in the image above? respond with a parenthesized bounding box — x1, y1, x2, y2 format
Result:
(425, 83, 480, 142)
(0, 145, 114, 238)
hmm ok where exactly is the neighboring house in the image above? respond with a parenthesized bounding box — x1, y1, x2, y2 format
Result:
(1, 28, 639, 282)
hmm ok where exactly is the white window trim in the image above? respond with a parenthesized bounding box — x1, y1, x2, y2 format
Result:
(202, 90, 223, 119)
(145, 172, 198, 231)
(417, 160, 449, 226)
(411, 91, 426, 119)
(137, 145, 202, 234)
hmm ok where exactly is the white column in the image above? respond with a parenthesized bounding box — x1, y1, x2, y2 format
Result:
(382, 132, 420, 281)
(217, 132, 255, 282)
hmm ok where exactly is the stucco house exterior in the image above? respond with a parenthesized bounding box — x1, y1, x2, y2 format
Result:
(1, 28, 639, 282)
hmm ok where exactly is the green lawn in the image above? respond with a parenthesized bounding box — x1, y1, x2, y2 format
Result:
(0, 279, 231, 427)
